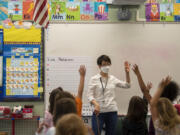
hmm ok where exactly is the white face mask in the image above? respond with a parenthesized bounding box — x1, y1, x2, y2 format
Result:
(101, 66, 110, 74)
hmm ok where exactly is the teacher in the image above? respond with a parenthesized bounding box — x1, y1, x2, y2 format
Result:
(87, 55, 131, 135)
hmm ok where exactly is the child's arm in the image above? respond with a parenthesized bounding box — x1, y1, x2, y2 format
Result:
(77, 65, 86, 99)
(132, 64, 152, 102)
(150, 76, 171, 122)
(124, 61, 130, 84)
(143, 82, 152, 104)
(36, 122, 49, 134)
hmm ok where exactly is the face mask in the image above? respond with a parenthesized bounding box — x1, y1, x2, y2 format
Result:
(101, 66, 110, 74)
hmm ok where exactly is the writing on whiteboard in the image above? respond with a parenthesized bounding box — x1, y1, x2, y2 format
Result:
(47, 57, 74, 62)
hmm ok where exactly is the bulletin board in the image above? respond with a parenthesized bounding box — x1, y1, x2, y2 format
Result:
(45, 23, 180, 114)
(0, 26, 44, 101)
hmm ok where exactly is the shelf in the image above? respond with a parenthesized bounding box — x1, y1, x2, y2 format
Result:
(0, 116, 40, 120)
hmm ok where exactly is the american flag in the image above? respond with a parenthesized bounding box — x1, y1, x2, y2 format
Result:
(33, 0, 49, 28)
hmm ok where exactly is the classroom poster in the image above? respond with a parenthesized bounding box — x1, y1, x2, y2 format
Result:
(0, 1, 8, 21)
(157, 0, 172, 3)
(174, 3, 180, 21)
(23, 0, 34, 2)
(23, 1, 34, 20)
(48, 1, 51, 20)
(94, 2, 108, 20)
(96, 0, 106, 2)
(0, 29, 3, 54)
(80, 2, 94, 20)
(162, 0, 172, 3)
(8, 1, 23, 21)
(82, 0, 88, 2)
(160, 3, 174, 21)
(68, 0, 80, 2)
(146, 3, 160, 21)
(5, 57, 39, 96)
(50, 1, 66, 21)
(146, 0, 157, 3)
(66, 2, 80, 20)
(0, 56, 2, 87)
(3, 45, 41, 97)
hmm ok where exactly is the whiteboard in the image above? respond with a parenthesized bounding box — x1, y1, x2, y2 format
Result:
(45, 23, 180, 114)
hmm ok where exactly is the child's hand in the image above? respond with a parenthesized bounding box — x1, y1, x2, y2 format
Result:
(146, 82, 153, 92)
(79, 65, 86, 76)
(132, 64, 140, 75)
(124, 61, 130, 73)
(159, 76, 171, 89)
(37, 122, 50, 133)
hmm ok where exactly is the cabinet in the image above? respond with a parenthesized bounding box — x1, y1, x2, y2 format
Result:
(0, 116, 39, 135)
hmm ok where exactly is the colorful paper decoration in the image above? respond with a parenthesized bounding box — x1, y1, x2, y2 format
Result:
(66, 2, 80, 21)
(50, 1, 66, 21)
(80, 2, 94, 20)
(94, 2, 108, 20)
(8, 1, 22, 21)
(160, 3, 174, 21)
(3, 26, 41, 43)
(0, 29, 3, 54)
(176, 0, 180, 3)
(0, 1, 8, 21)
(146, 0, 158, 3)
(146, 3, 160, 21)
(23, 1, 34, 20)
(157, 0, 172, 3)
(174, 3, 180, 21)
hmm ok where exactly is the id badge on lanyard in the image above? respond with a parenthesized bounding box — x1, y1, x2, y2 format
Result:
(100, 77, 108, 103)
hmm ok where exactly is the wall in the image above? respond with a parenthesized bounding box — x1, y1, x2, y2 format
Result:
(45, 23, 180, 114)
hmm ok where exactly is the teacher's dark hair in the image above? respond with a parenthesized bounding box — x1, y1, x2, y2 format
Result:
(97, 55, 111, 66)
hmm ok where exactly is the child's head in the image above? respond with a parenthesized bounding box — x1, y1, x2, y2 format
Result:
(126, 96, 147, 122)
(49, 87, 63, 114)
(161, 81, 180, 102)
(157, 97, 180, 130)
(55, 91, 75, 103)
(53, 98, 77, 126)
(56, 113, 87, 135)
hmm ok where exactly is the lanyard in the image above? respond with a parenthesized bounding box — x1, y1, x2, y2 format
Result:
(100, 77, 108, 95)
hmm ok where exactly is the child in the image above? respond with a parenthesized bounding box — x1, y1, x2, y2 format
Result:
(76, 65, 86, 116)
(54, 65, 86, 117)
(37, 65, 86, 133)
(122, 96, 148, 135)
(121, 72, 152, 135)
(56, 113, 88, 135)
(54, 91, 95, 135)
(36, 98, 77, 135)
(150, 77, 180, 135)
(132, 64, 180, 135)
(149, 81, 180, 135)
(37, 87, 63, 133)
(133, 65, 180, 135)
